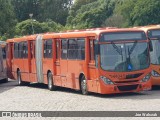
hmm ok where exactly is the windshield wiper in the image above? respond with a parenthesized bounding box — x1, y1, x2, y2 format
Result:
(128, 41, 138, 55)
(126, 41, 138, 71)
(111, 41, 122, 55)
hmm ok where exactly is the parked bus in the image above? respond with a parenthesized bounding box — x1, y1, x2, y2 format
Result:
(139, 25, 160, 85)
(6, 28, 152, 94)
(0, 41, 7, 82)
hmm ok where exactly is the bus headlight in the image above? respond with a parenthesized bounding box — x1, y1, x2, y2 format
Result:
(151, 70, 160, 77)
(140, 74, 151, 82)
(100, 76, 114, 85)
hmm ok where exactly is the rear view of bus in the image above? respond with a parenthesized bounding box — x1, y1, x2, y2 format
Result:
(142, 25, 160, 85)
(97, 28, 151, 94)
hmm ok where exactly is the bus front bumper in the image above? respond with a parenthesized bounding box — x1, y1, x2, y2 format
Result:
(99, 80, 151, 94)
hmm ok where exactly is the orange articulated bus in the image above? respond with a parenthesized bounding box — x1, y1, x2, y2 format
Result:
(6, 28, 152, 95)
(0, 41, 7, 82)
(140, 25, 160, 85)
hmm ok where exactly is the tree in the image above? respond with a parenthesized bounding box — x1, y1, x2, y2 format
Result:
(0, 0, 17, 40)
(11, 0, 73, 25)
(38, 0, 72, 25)
(15, 19, 64, 36)
(114, 0, 137, 27)
(66, 0, 116, 29)
(114, 0, 160, 27)
(131, 0, 160, 26)
(103, 14, 124, 27)
(69, 0, 97, 17)
(11, 0, 40, 22)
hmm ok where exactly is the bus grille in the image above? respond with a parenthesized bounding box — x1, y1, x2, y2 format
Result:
(115, 80, 138, 84)
(126, 73, 143, 79)
(117, 85, 138, 91)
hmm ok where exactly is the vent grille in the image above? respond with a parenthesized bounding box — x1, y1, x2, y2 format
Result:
(126, 73, 143, 79)
(115, 80, 139, 84)
(117, 85, 138, 91)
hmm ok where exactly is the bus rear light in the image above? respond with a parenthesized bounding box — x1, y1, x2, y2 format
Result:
(100, 76, 114, 85)
(151, 70, 160, 77)
(140, 73, 151, 82)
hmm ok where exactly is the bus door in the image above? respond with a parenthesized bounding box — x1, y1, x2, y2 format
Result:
(88, 38, 99, 93)
(29, 41, 36, 82)
(54, 39, 61, 86)
(22, 42, 30, 82)
(66, 39, 78, 88)
(60, 39, 68, 87)
(42, 39, 54, 84)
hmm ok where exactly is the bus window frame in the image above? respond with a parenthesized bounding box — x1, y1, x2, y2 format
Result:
(56, 40, 60, 60)
(43, 39, 53, 59)
(61, 39, 68, 60)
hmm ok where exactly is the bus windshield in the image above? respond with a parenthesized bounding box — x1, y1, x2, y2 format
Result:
(100, 42, 149, 72)
(148, 29, 160, 65)
(150, 39, 160, 65)
(148, 29, 160, 38)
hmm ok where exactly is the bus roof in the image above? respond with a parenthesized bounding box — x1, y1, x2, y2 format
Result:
(6, 27, 146, 43)
(6, 35, 37, 43)
(134, 25, 160, 32)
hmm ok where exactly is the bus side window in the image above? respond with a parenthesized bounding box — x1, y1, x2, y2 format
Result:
(23, 42, 28, 58)
(44, 39, 53, 58)
(19, 42, 23, 58)
(2, 46, 6, 59)
(14, 43, 19, 58)
(56, 40, 60, 59)
(89, 40, 95, 61)
(47, 40, 53, 58)
(44, 40, 47, 58)
(61, 39, 68, 59)
(77, 38, 85, 60)
(30, 41, 34, 58)
(68, 39, 78, 60)
(31, 41, 35, 58)
(94, 40, 99, 68)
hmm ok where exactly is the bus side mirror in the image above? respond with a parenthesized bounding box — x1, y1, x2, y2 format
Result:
(149, 40, 153, 52)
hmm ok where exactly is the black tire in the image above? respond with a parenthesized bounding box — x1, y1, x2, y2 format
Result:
(0, 78, 8, 83)
(3, 78, 8, 83)
(47, 72, 56, 91)
(81, 76, 88, 95)
(17, 71, 24, 86)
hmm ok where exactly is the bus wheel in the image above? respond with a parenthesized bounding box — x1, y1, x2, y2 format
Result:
(81, 77, 88, 95)
(17, 71, 24, 86)
(47, 72, 56, 91)
(3, 78, 8, 83)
